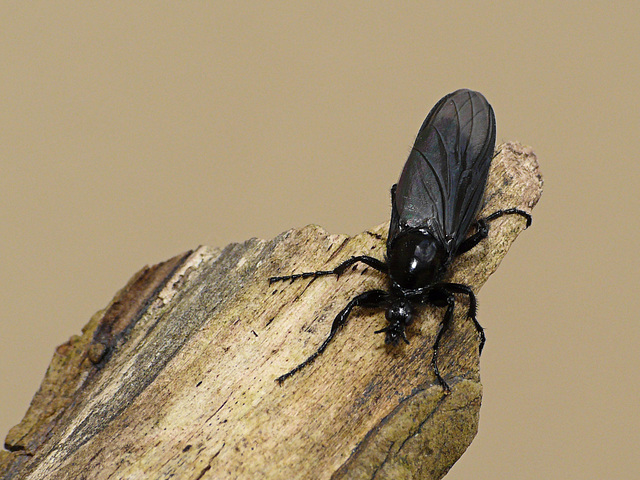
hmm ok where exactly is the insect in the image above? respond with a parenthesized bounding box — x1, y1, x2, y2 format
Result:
(269, 89, 531, 393)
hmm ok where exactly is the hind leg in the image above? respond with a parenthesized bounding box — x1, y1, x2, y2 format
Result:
(456, 208, 532, 256)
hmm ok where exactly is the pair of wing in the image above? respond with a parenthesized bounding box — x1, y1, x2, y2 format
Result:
(388, 89, 496, 257)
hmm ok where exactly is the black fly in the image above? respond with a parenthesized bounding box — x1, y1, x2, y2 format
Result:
(269, 89, 531, 393)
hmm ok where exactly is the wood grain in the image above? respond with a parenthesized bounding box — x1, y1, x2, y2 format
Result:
(1, 142, 542, 480)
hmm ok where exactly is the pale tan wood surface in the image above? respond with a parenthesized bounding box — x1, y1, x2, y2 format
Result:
(1, 142, 542, 480)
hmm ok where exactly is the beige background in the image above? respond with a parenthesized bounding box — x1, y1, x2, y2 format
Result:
(1, 2, 638, 478)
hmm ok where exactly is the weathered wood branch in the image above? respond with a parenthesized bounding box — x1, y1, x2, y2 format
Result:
(1, 142, 542, 480)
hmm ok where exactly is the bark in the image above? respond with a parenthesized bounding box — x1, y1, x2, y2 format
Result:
(1, 142, 543, 480)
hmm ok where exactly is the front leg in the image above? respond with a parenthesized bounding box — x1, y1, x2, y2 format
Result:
(276, 289, 388, 383)
(269, 255, 387, 285)
(440, 282, 484, 354)
(429, 293, 456, 394)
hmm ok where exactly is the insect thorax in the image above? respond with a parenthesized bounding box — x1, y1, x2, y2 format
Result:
(387, 229, 448, 290)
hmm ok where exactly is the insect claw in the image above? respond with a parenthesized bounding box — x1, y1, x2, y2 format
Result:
(441, 382, 451, 395)
(525, 215, 532, 228)
(434, 371, 451, 394)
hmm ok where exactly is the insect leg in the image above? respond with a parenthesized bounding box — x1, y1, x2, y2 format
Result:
(269, 255, 387, 284)
(440, 282, 484, 354)
(484, 208, 532, 227)
(276, 289, 388, 383)
(455, 208, 532, 255)
(430, 293, 455, 394)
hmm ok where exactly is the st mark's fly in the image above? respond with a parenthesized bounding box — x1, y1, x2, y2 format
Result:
(269, 89, 531, 393)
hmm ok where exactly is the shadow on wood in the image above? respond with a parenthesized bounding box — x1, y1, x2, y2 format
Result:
(1, 142, 542, 479)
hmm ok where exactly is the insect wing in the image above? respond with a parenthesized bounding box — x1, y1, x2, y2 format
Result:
(391, 89, 496, 254)
(387, 184, 400, 251)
